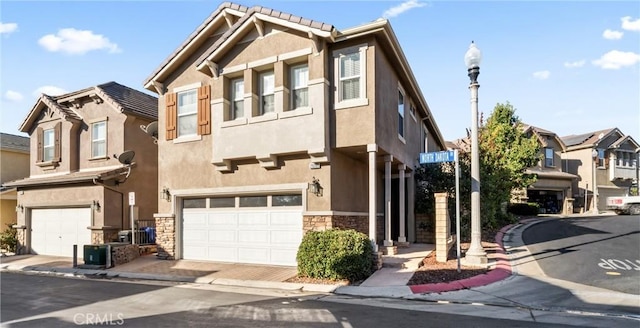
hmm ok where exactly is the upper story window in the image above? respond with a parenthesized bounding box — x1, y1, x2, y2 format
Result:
(177, 89, 197, 137)
(165, 83, 210, 141)
(259, 71, 275, 115)
(290, 64, 308, 110)
(421, 123, 428, 152)
(334, 44, 368, 109)
(231, 78, 244, 120)
(398, 90, 405, 139)
(43, 129, 55, 162)
(544, 148, 554, 167)
(596, 148, 606, 167)
(91, 121, 107, 158)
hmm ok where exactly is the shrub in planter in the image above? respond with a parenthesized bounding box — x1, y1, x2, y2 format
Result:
(0, 223, 17, 252)
(508, 202, 540, 216)
(297, 229, 373, 282)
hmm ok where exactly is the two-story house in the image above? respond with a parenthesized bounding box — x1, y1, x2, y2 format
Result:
(5, 82, 158, 257)
(562, 128, 639, 213)
(519, 125, 577, 214)
(0, 133, 30, 229)
(144, 2, 446, 265)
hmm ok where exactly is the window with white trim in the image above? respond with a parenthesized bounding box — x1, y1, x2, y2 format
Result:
(43, 129, 54, 162)
(259, 71, 275, 115)
(91, 121, 107, 158)
(596, 148, 605, 167)
(398, 90, 405, 138)
(334, 45, 367, 108)
(544, 148, 554, 167)
(231, 78, 244, 120)
(177, 89, 197, 136)
(290, 64, 308, 110)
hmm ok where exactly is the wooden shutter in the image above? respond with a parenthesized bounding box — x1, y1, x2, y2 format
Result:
(197, 85, 211, 135)
(36, 127, 43, 162)
(165, 93, 177, 140)
(54, 122, 61, 162)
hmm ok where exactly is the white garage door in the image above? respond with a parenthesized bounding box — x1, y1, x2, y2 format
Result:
(182, 195, 303, 266)
(31, 208, 92, 258)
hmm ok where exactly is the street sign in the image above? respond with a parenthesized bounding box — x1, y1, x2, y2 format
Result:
(419, 150, 456, 164)
(128, 192, 136, 206)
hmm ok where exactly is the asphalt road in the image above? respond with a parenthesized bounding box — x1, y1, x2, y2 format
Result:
(522, 214, 640, 295)
(1, 273, 578, 328)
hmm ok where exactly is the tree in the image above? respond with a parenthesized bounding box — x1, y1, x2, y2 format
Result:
(478, 102, 540, 228)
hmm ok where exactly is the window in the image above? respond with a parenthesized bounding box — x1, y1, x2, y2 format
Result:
(43, 129, 55, 162)
(398, 90, 405, 138)
(183, 198, 206, 209)
(210, 197, 235, 208)
(334, 45, 367, 108)
(259, 71, 275, 115)
(231, 78, 244, 120)
(409, 104, 416, 121)
(239, 196, 267, 207)
(544, 148, 554, 167)
(272, 194, 302, 206)
(421, 124, 428, 152)
(177, 90, 197, 137)
(290, 64, 308, 109)
(91, 121, 107, 158)
(597, 148, 605, 167)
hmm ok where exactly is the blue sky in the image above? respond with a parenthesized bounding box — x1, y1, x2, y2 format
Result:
(1, 1, 639, 142)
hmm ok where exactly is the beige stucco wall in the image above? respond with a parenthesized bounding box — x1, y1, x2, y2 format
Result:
(1, 198, 17, 228)
(1, 149, 29, 184)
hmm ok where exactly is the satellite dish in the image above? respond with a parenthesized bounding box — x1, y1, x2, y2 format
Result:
(116, 150, 135, 165)
(140, 121, 159, 144)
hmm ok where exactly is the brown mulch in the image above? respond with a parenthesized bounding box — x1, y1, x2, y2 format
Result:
(408, 230, 500, 285)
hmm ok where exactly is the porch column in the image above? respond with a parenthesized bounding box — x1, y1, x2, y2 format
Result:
(367, 144, 378, 251)
(397, 164, 407, 245)
(407, 171, 415, 243)
(384, 155, 393, 247)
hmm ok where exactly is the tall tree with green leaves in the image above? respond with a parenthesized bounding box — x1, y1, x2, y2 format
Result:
(479, 102, 540, 228)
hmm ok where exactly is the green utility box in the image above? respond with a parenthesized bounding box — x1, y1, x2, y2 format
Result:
(83, 245, 107, 265)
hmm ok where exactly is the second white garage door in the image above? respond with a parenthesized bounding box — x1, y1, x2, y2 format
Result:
(31, 208, 92, 258)
(182, 209, 303, 266)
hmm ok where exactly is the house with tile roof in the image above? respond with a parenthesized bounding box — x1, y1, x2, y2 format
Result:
(4, 82, 158, 257)
(144, 2, 446, 263)
(561, 128, 639, 213)
(0, 133, 30, 230)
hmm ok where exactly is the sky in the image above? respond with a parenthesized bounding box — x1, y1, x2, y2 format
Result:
(1, 0, 639, 143)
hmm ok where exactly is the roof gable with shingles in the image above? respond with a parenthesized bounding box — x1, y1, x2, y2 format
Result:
(561, 128, 620, 150)
(0, 133, 29, 153)
(96, 82, 158, 120)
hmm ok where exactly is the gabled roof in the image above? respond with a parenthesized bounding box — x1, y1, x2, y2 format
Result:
(561, 128, 621, 150)
(19, 82, 157, 132)
(521, 123, 567, 151)
(0, 133, 29, 153)
(610, 135, 640, 150)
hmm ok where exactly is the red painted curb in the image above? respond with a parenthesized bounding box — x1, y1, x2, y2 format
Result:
(409, 223, 515, 294)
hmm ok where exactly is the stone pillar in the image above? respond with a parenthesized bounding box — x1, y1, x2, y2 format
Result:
(407, 172, 416, 243)
(14, 226, 27, 254)
(383, 155, 396, 255)
(154, 214, 175, 260)
(397, 164, 408, 247)
(367, 144, 378, 252)
(435, 193, 453, 263)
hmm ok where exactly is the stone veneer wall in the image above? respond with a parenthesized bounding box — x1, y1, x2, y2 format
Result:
(91, 229, 119, 245)
(415, 213, 435, 243)
(302, 215, 384, 238)
(155, 216, 175, 260)
(14, 227, 27, 254)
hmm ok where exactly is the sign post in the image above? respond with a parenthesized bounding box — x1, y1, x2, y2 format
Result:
(419, 150, 461, 272)
(129, 192, 136, 245)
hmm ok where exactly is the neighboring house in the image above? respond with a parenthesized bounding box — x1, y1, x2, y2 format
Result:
(562, 128, 639, 213)
(0, 133, 30, 229)
(143, 2, 446, 264)
(518, 125, 577, 215)
(5, 82, 158, 257)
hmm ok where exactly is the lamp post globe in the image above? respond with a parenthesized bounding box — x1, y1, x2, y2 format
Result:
(464, 41, 487, 265)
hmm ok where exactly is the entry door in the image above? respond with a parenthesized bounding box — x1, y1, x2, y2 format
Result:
(31, 208, 92, 257)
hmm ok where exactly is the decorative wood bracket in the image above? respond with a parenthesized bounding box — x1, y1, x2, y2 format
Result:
(308, 31, 323, 55)
(205, 60, 219, 78)
(70, 98, 82, 109)
(89, 93, 103, 104)
(223, 11, 235, 28)
(253, 17, 264, 38)
(151, 81, 165, 95)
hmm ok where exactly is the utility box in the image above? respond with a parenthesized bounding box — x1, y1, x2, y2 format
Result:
(118, 230, 131, 243)
(83, 245, 107, 265)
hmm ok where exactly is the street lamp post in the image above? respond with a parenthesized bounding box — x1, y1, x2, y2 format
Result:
(592, 149, 598, 214)
(464, 41, 487, 265)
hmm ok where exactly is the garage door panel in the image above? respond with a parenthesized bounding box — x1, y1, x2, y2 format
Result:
(31, 208, 91, 258)
(210, 247, 238, 262)
(185, 213, 207, 226)
(182, 245, 208, 261)
(238, 247, 269, 263)
(271, 249, 298, 266)
(209, 230, 236, 243)
(238, 213, 269, 226)
(209, 213, 237, 226)
(238, 230, 269, 243)
(270, 212, 302, 227)
(184, 229, 207, 243)
(271, 230, 302, 244)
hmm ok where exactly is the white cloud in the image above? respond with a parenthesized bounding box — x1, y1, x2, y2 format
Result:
(621, 16, 640, 32)
(602, 29, 623, 40)
(592, 50, 640, 69)
(33, 86, 68, 97)
(38, 28, 121, 55)
(564, 60, 586, 68)
(382, 0, 427, 19)
(4, 90, 23, 102)
(0, 22, 18, 34)
(533, 70, 550, 80)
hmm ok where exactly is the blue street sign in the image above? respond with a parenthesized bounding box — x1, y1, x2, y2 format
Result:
(419, 150, 456, 164)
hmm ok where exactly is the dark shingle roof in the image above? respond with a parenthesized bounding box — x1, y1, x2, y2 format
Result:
(561, 128, 617, 148)
(3, 165, 133, 188)
(0, 133, 29, 153)
(97, 82, 158, 120)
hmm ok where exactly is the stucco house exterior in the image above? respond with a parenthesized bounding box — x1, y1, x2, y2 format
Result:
(516, 125, 577, 215)
(5, 82, 158, 257)
(0, 133, 30, 229)
(144, 2, 446, 265)
(561, 128, 639, 213)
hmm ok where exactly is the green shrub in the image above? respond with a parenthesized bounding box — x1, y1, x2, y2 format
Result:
(297, 229, 373, 282)
(508, 202, 540, 216)
(0, 223, 18, 252)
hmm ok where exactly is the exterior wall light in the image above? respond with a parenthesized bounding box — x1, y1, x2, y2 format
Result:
(161, 187, 171, 202)
(309, 177, 323, 197)
(15, 204, 23, 212)
(91, 200, 101, 211)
